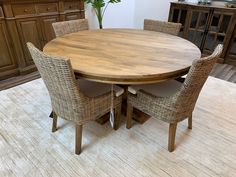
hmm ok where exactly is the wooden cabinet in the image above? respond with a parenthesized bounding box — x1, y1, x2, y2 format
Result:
(66, 13, 81, 20)
(16, 18, 43, 68)
(0, 7, 18, 80)
(185, 6, 211, 49)
(226, 27, 236, 65)
(64, 0, 85, 20)
(12, 4, 37, 17)
(0, 0, 85, 87)
(40, 16, 59, 44)
(37, 3, 58, 14)
(205, 9, 235, 57)
(169, 2, 236, 65)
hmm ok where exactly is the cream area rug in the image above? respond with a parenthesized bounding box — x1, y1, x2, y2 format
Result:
(0, 76, 236, 177)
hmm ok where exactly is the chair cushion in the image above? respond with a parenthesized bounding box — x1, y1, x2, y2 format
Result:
(128, 80, 182, 97)
(79, 79, 124, 97)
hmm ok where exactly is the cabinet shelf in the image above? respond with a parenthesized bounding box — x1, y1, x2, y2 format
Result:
(169, 2, 236, 65)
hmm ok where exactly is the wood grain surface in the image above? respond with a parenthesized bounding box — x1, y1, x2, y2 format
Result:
(43, 29, 201, 84)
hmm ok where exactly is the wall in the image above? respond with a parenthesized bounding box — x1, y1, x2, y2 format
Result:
(133, 0, 177, 29)
(85, 0, 197, 29)
(85, 0, 135, 29)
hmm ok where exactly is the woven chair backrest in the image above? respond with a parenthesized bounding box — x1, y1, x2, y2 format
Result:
(52, 19, 89, 37)
(144, 19, 182, 36)
(176, 44, 223, 113)
(27, 42, 85, 120)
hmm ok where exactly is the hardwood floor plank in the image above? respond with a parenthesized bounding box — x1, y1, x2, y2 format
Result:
(224, 70, 236, 81)
(210, 63, 236, 83)
(217, 65, 234, 79)
(229, 74, 236, 83)
(210, 64, 228, 78)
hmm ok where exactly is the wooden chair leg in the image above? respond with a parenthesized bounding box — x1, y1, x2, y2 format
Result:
(188, 114, 192, 129)
(52, 112, 58, 132)
(126, 102, 133, 129)
(168, 123, 177, 152)
(114, 104, 122, 130)
(75, 124, 83, 155)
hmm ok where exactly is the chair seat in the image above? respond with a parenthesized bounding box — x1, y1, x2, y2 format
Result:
(79, 79, 124, 98)
(128, 80, 182, 97)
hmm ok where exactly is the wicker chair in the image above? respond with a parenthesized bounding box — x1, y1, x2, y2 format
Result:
(52, 19, 89, 37)
(27, 42, 123, 155)
(144, 19, 182, 36)
(126, 44, 223, 152)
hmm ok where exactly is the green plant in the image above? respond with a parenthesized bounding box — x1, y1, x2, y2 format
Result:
(83, 0, 121, 29)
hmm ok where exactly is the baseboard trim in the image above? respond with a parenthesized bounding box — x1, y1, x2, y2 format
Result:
(0, 72, 40, 91)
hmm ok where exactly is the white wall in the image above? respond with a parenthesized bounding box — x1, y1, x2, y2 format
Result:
(85, 0, 135, 29)
(133, 0, 177, 29)
(86, 0, 195, 29)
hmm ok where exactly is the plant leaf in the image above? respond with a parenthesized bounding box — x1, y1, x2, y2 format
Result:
(108, 0, 121, 3)
(92, 0, 105, 8)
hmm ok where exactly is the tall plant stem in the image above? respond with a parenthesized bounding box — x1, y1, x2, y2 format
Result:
(102, 2, 110, 18)
(97, 7, 103, 29)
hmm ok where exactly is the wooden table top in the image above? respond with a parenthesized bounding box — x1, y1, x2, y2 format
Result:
(43, 29, 201, 84)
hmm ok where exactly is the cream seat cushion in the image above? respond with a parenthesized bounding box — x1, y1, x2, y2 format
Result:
(79, 79, 124, 98)
(128, 80, 182, 97)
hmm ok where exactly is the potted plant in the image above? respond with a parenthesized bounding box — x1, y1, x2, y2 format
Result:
(83, 0, 121, 29)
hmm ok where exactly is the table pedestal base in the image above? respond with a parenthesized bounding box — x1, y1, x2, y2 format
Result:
(133, 109, 150, 124)
(95, 109, 150, 125)
(96, 113, 110, 124)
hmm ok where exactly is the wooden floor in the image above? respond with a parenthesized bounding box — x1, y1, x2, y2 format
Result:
(0, 76, 236, 177)
(210, 63, 236, 83)
(0, 72, 40, 91)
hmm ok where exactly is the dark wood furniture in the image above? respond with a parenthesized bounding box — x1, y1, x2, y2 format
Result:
(0, 0, 85, 90)
(168, 2, 236, 65)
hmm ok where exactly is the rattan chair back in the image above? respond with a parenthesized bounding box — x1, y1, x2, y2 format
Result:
(144, 19, 182, 35)
(27, 42, 87, 122)
(176, 44, 223, 115)
(52, 19, 89, 37)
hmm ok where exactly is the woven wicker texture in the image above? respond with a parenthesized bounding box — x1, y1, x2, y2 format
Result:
(128, 44, 223, 123)
(27, 42, 122, 125)
(52, 19, 89, 37)
(144, 19, 182, 36)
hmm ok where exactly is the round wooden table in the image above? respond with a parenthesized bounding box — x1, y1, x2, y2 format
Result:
(43, 29, 201, 84)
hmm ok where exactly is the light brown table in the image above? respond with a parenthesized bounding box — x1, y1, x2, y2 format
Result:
(43, 29, 201, 85)
(44, 29, 201, 124)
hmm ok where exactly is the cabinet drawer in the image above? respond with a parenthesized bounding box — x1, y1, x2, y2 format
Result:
(0, 7, 3, 18)
(37, 3, 58, 14)
(65, 1, 80, 11)
(65, 13, 80, 21)
(12, 4, 36, 17)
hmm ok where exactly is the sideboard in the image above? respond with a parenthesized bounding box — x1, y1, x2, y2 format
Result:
(0, 0, 85, 89)
(168, 2, 236, 65)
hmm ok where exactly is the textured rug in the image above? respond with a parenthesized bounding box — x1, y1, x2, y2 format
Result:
(0, 76, 236, 177)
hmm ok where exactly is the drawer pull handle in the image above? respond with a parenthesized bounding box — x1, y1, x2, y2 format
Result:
(47, 8, 50, 11)
(69, 5, 72, 9)
(24, 9, 28, 12)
